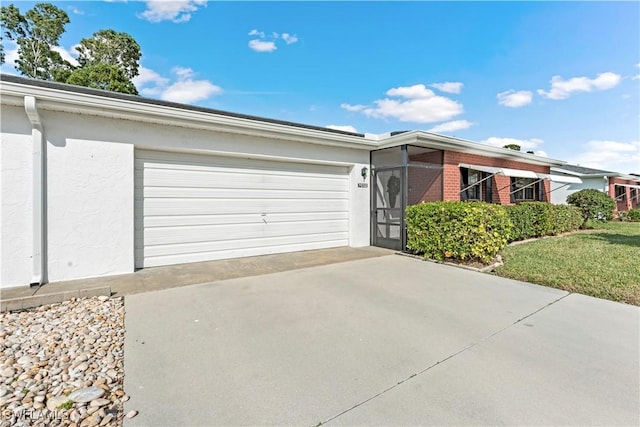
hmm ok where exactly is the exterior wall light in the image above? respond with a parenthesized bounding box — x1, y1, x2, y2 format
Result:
(361, 166, 368, 180)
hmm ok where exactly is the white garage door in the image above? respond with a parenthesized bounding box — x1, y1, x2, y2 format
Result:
(135, 150, 350, 268)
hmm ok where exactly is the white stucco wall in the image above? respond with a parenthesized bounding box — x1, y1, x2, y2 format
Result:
(1, 99, 371, 288)
(551, 176, 609, 204)
(1, 106, 33, 287)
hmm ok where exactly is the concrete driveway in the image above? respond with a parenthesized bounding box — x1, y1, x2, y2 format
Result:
(123, 254, 639, 426)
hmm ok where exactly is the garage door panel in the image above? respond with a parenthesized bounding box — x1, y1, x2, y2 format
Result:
(137, 211, 349, 228)
(137, 199, 349, 216)
(141, 187, 348, 200)
(135, 152, 345, 176)
(136, 150, 351, 268)
(141, 231, 349, 258)
(140, 219, 349, 246)
(135, 169, 348, 191)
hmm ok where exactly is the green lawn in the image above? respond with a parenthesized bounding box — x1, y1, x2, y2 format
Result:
(495, 222, 640, 305)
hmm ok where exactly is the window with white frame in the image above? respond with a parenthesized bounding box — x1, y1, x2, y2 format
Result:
(615, 185, 627, 201)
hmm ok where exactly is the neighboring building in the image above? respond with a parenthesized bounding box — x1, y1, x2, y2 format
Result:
(551, 164, 640, 211)
(2, 75, 570, 288)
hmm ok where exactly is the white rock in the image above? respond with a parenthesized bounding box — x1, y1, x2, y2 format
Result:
(46, 395, 71, 411)
(125, 409, 138, 419)
(89, 398, 110, 407)
(68, 386, 105, 403)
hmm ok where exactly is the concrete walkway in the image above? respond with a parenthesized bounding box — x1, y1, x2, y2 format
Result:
(123, 255, 640, 426)
(0, 246, 392, 311)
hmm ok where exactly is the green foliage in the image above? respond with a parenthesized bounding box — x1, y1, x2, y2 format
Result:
(65, 63, 138, 95)
(550, 204, 583, 234)
(57, 400, 74, 410)
(76, 29, 141, 79)
(503, 144, 521, 151)
(0, 3, 70, 79)
(627, 208, 640, 222)
(506, 202, 553, 240)
(506, 202, 583, 240)
(567, 189, 616, 228)
(406, 201, 512, 263)
(1, 4, 141, 94)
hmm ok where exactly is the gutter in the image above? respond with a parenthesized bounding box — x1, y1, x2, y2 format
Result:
(24, 96, 45, 285)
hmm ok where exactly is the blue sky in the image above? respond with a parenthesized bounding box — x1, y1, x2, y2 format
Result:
(3, 1, 639, 173)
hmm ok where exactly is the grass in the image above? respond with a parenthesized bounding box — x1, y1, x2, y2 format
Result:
(495, 222, 640, 305)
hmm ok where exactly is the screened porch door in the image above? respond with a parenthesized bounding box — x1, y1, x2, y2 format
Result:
(372, 167, 404, 250)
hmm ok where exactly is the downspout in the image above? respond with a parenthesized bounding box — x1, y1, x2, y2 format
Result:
(24, 96, 45, 285)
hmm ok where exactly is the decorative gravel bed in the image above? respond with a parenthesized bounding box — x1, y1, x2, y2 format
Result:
(0, 296, 136, 426)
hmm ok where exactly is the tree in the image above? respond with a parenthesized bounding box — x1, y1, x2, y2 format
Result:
(76, 29, 141, 80)
(0, 3, 70, 80)
(65, 63, 138, 95)
(566, 189, 616, 228)
(503, 144, 521, 151)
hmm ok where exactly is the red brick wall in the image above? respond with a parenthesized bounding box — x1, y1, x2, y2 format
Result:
(609, 177, 639, 211)
(442, 151, 551, 205)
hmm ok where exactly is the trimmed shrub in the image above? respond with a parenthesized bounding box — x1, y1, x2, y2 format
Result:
(627, 208, 640, 222)
(567, 189, 616, 228)
(550, 204, 583, 234)
(405, 201, 512, 263)
(506, 202, 553, 241)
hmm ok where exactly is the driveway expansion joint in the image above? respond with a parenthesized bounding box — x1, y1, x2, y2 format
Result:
(316, 292, 571, 426)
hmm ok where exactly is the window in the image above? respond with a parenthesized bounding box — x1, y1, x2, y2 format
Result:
(630, 188, 637, 203)
(615, 185, 627, 201)
(460, 168, 492, 202)
(511, 178, 540, 202)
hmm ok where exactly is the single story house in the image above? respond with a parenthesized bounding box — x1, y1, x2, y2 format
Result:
(550, 164, 640, 211)
(2, 74, 574, 288)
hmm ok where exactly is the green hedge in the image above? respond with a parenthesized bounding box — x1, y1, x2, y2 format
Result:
(567, 189, 616, 227)
(627, 208, 640, 222)
(506, 202, 582, 241)
(550, 204, 584, 234)
(506, 202, 552, 240)
(406, 201, 512, 263)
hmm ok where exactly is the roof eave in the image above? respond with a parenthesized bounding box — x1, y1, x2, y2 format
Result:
(1, 76, 376, 151)
(377, 130, 565, 167)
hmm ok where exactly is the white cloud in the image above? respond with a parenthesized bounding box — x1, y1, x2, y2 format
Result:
(342, 84, 463, 123)
(132, 66, 170, 95)
(326, 125, 358, 133)
(341, 103, 366, 112)
(497, 90, 533, 107)
(430, 82, 463, 94)
(427, 120, 473, 133)
(134, 66, 221, 104)
(248, 29, 265, 38)
(247, 29, 298, 52)
(480, 137, 544, 150)
(571, 140, 640, 173)
(67, 6, 84, 15)
(537, 72, 621, 100)
(248, 39, 277, 53)
(281, 33, 298, 45)
(633, 63, 640, 81)
(139, 0, 207, 23)
(52, 45, 79, 67)
(0, 40, 19, 74)
(534, 151, 548, 157)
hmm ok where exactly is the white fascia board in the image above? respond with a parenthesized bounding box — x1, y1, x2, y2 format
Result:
(538, 173, 582, 184)
(377, 131, 565, 167)
(0, 80, 377, 151)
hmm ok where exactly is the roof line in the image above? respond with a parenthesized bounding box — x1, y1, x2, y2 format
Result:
(0, 73, 366, 138)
